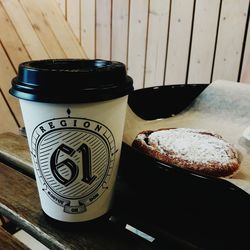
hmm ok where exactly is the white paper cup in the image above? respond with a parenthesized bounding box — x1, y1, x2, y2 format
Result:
(10, 59, 133, 222)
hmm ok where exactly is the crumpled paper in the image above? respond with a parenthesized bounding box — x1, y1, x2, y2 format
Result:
(124, 80, 250, 194)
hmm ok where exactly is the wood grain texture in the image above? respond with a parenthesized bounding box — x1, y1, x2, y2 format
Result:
(241, 10, 250, 83)
(127, 0, 149, 89)
(0, 132, 32, 176)
(212, 0, 249, 82)
(144, 0, 170, 87)
(19, 0, 66, 58)
(66, 0, 81, 41)
(164, 0, 195, 85)
(0, 0, 87, 135)
(0, 93, 19, 135)
(96, 0, 112, 60)
(55, 0, 66, 16)
(36, 0, 86, 58)
(0, 43, 23, 127)
(0, 226, 30, 250)
(111, 0, 129, 65)
(80, 0, 95, 59)
(188, 0, 220, 84)
(0, 159, 156, 250)
(2, 0, 49, 60)
(2, 0, 250, 137)
(0, 2, 30, 70)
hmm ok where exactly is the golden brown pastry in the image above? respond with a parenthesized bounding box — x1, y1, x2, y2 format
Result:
(132, 128, 240, 177)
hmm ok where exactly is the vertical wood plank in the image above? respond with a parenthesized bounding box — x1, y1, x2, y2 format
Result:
(80, 0, 95, 59)
(66, 0, 81, 41)
(188, 0, 220, 84)
(19, 0, 66, 58)
(2, 0, 49, 60)
(36, 0, 87, 58)
(127, 0, 149, 89)
(56, 0, 66, 16)
(240, 11, 250, 83)
(144, 0, 170, 87)
(111, 0, 129, 65)
(96, 0, 112, 60)
(164, 0, 194, 85)
(212, 0, 248, 82)
(0, 42, 23, 127)
(0, 91, 19, 134)
(0, 2, 30, 70)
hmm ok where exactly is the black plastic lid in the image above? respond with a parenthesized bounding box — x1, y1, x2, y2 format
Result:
(9, 59, 134, 103)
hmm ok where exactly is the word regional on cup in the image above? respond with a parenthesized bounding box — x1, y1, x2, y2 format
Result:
(31, 112, 116, 214)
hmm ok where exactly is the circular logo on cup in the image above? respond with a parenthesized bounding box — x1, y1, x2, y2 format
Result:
(31, 113, 116, 214)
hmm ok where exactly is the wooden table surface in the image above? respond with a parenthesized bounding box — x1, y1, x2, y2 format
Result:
(4, 132, 250, 250)
(0, 162, 160, 250)
(0, 226, 29, 250)
(0, 132, 201, 250)
(0, 133, 162, 250)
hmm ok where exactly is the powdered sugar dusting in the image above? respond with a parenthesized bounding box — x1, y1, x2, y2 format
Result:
(148, 128, 237, 165)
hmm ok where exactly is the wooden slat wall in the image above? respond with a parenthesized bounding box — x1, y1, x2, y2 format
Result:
(127, 0, 149, 89)
(165, 0, 195, 85)
(66, 0, 81, 41)
(1, 0, 250, 135)
(144, 0, 170, 87)
(81, 0, 95, 59)
(212, 0, 249, 82)
(0, 91, 18, 134)
(96, 0, 112, 60)
(0, 42, 23, 126)
(111, 0, 129, 65)
(188, 0, 221, 84)
(55, 0, 250, 86)
(241, 12, 250, 82)
(0, 0, 87, 135)
(2, 0, 49, 60)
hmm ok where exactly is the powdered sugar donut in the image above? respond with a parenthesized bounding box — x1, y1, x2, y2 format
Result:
(132, 128, 240, 177)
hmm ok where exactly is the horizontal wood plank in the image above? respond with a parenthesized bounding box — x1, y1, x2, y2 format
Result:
(0, 133, 156, 249)
(0, 226, 30, 250)
(0, 133, 32, 176)
(0, 94, 19, 135)
(0, 161, 157, 250)
(0, 132, 213, 249)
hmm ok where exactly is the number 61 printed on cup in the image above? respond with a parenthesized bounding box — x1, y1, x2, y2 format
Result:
(51, 143, 96, 186)
(31, 115, 116, 214)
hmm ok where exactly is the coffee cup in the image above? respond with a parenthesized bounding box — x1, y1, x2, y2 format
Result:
(9, 59, 133, 222)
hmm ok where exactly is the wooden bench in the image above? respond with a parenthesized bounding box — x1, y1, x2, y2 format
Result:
(0, 132, 200, 250)
(1, 0, 250, 135)
(0, 226, 29, 250)
(0, 162, 155, 250)
(2, 131, 250, 249)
